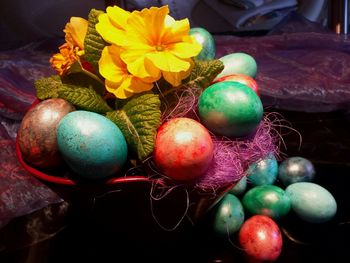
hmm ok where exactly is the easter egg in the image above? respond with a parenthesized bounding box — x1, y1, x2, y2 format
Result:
(229, 176, 247, 196)
(286, 182, 337, 223)
(198, 81, 263, 137)
(213, 73, 259, 96)
(17, 98, 75, 168)
(212, 193, 245, 236)
(242, 185, 291, 220)
(57, 111, 127, 179)
(214, 52, 257, 80)
(154, 117, 214, 182)
(278, 156, 315, 186)
(247, 154, 278, 186)
(189, 27, 216, 60)
(239, 215, 282, 262)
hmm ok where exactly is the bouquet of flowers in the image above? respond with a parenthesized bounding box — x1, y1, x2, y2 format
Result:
(17, 4, 278, 196)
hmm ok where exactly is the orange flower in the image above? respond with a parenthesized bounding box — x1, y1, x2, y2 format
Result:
(50, 43, 78, 76)
(50, 17, 88, 75)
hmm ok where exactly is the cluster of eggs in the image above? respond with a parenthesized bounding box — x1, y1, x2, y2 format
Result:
(17, 99, 128, 179)
(154, 28, 262, 182)
(210, 155, 337, 262)
(17, 26, 261, 184)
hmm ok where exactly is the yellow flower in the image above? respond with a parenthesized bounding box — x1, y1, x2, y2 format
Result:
(50, 17, 88, 75)
(95, 6, 130, 46)
(99, 45, 155, 99)
(96, 5, 202, 87)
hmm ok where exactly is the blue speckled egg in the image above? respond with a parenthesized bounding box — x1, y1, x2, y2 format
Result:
(57, 111, 128, 179)
(214, 52, 257, 80)
(229, 176, 247, 196)
(212, 193, 245, 236)
(286, 182, 337, 223)
(247, 154, 278, 186)
(278, 156, 315, 186)
(189, 27, 216, 60)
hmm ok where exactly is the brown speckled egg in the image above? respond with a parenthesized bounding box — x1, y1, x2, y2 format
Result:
(17, 98, 75, 168)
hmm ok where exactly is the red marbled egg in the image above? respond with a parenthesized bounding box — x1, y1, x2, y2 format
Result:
(17, 98, 75, 168)
(213, 73, 259, 96)
(154, 117, 214, 182)
(239, 215, 282, 262)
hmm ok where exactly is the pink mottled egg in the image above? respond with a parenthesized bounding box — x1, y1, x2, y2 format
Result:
(239, 215, 282, 262)
(17, 98, 75, 168)
(154, 117, 214, 182)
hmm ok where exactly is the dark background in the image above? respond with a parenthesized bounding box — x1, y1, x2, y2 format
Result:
(0, 1, 350, 262)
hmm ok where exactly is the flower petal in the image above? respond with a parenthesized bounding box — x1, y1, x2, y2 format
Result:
(106, 5, 130, 30)
(146, 51, 191, 73)
(162, 59, 193, 87)
(96, 13, 127, 46)
(121, 45, 161, 80)
(99, 46, 126, 83)
(169, 41, 202, 59)
(122, 76, 154, 94)
(162, 18, 190, 44)
(64, 17, 88, 50)
(105, 79, 134, 99)
(126, 6, 169, 46)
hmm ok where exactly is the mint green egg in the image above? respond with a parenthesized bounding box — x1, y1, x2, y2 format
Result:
(286, 182, 337, 223)
(57, 111, 128, 179)
(212, 193, 245, 236)
(214, 52, 257, 80)
(189, 27, 216, 60)
(198, 81, 263, 137)
(247, 154, 278, 186)
(242, 185, 291, 220)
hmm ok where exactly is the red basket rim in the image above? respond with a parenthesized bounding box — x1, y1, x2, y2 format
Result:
(15, 135, 151, 186)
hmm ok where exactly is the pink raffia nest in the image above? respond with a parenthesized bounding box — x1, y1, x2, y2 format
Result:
(147, 86, 283, 193)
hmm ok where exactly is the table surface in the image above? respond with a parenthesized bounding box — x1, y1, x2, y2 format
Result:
(0, 108, 349, 263)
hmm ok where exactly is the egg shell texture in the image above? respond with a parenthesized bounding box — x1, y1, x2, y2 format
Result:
(286, 182, 337, 223)
(189, 27, 216, 60)
(242, 185, 291, 220)
(212, 193, 245, 236)
(239, 215, 282, 262)
(214, 52, 257, 80)
(198, 81, 263, 137)
(17, 98, 75, 167)
(57, 111, 128, 179)
(153, 117, 214, 182)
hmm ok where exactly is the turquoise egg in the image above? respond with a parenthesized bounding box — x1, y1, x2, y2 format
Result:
(189, 27, 216, 60)
(286, 182, 337, 223)
(214, 52, 257, 80)
(198, 81, 263, 137)
(242, 185, 291, 220)
(247, 154, 278, 186)
(57, 111, 128, 179)
(278, 156, 315, 186)
(229, 176, 247, 196)
(212, 193, 245, 236)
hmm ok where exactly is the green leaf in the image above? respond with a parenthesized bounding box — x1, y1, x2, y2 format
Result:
(63, 61, 105, 95)
(84, 9, 106, 72)
(34, 75, 62, 100)
(58, 85, 112, 113)
(183, 59, 224, 89)
(106, 93, 161, 161)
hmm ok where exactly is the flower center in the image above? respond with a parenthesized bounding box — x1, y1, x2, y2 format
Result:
(155, 45, 164, 51)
